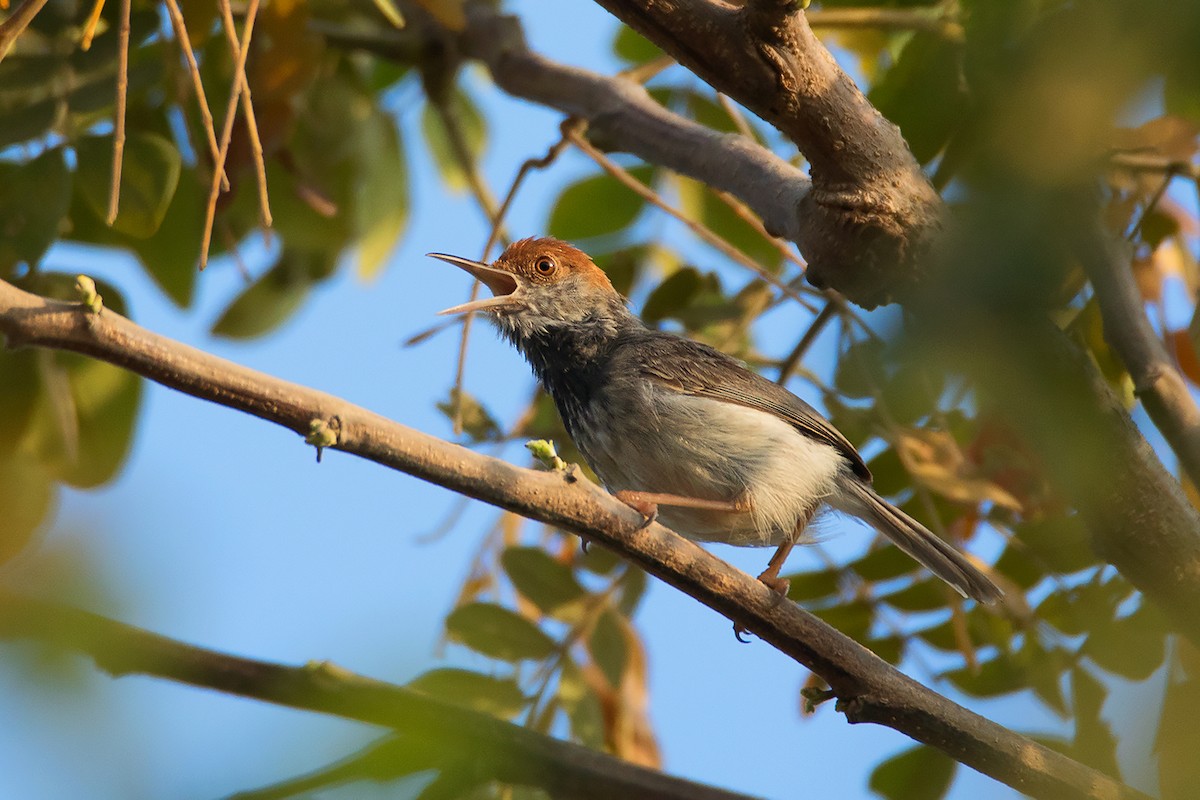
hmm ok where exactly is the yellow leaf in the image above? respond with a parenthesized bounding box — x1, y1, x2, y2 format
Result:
(895, 429, 1024, 511)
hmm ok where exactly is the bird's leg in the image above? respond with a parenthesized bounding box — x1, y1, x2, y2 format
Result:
(614, 490, 751, 530)
(734, 506, 818, 642)
(756, 505, 818, 596)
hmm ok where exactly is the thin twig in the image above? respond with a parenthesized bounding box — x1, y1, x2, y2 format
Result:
(79, 0, 105, 50)
(105, 0, 130, 225)
(567, 129, 817, 312)
(712, 188, 805, 270)
(217, 0, 272, 233)
(433, 96, 507, 435)
(715, 92, 756, 141)
(776, 301, 837, 384)
(806, 7, 963, 40)
(163, 0, 228, 191)
(0, 0, 50, 62)
(1126, 168, 1177, 241)
(200, 0, 261, 269)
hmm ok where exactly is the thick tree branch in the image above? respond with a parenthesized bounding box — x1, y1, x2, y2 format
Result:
(0, 279, 1145, 800)
(1080, 223, 1200, 487)
(582, 0, 942, 306)
(0, 593, 754, 800)
(456, 6, 812, 247)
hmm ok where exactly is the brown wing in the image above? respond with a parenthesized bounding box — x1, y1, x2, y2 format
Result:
(614, 331, 872, 482)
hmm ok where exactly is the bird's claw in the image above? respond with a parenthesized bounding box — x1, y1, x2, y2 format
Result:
(614, 492, 658, 530)
(733, 622, 752, 643)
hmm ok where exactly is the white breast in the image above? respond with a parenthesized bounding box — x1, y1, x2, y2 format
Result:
(575, 390, 847, 546)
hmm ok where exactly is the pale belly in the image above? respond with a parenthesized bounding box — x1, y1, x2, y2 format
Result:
(571, 386, 846, 546)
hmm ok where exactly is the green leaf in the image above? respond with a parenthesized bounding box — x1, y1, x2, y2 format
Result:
(210, 250, 332, 339)
(835, 337, 887, 399)
(642, 267, 703, 324)
(16, 274, 142, 489)
(1156, 667, 1200, 798)
(588, 608, 628, 688)
(944, 653, 1026, 698)
(613, 25, 662, 65)
(445, 602, 556, 662)
(559, 659, 605, 748)
(880, 579, 949, 613)
(435, 389, 502, 443)
(868, 31, 967, 164)
(407, 668, 526, 718)
(0, 349, 40, 457)
(811, 599, 873, 641)
(0, 148, 72, 272)
(1013, 515, 1095, 575)
(869, 745, 956, 800)
(548, 166, 653, 241)
(355, 109, 409, 280)
(0, 456, 55, 565)
(131, 174, 203, 307)
(501, 546, 588, 620)
(421, 88, 487, 193)
(0, 98, 61, 150)
(675, 175, 783, 270)
(1083, 601, 1168, 681)
(783, 568, 840, 602)
(1070, 666, 1121, 777)
(852, 544, 918, 582)
(75, 132, 182, 238)
(865, 634, 905, 665)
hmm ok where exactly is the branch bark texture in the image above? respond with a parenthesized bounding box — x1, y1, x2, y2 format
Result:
(0, 593, 754, 800)
(583, 0, 943, 306)
(0, 279, 1146, 800)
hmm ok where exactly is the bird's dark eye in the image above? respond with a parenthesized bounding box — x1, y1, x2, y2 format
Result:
(535, 257, 555, 275)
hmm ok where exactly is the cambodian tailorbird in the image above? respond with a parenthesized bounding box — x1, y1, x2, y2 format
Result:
(429, 238, 1002, 614)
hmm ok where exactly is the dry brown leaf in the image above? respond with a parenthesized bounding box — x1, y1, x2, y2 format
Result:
(895, 428, 1024, 512)
(1114, 115, 1200, 162)
(1171, 329, 1200, 386)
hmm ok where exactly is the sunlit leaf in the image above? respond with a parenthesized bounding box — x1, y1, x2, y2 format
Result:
(408, 668, 526, 718)
(852, 544, 918, 582)
(880, 579, 949, 613)
(355, 110, 408, 280)
(421, 88, 486, 193)
(0, 456, 55, 564)
(445, 602, 556, 662)
(811, 599, 873, 641)
(1083, 601, 1169, 681)
(944, 653, 1026, 698)
(548, 166, 653, 241)
(613, 25, 662, 65)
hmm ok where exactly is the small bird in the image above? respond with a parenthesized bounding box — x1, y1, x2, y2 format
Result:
(429, 238, 1002, 607)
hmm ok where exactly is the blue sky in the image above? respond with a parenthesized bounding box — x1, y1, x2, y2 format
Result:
(0, 3, 1101, 798)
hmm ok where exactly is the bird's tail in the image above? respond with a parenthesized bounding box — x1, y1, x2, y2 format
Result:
(830, 480, 1003, 604)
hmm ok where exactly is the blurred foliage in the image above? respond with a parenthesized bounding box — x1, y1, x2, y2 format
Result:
(1, 0, 1200, 798)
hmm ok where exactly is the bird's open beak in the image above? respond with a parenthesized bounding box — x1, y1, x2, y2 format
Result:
(428, 252, 522, 315)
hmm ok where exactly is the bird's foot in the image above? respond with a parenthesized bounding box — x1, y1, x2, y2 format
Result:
(614, 491, 659, 530)
(756, 569, 792, 598)
(732, 569, 793, 642)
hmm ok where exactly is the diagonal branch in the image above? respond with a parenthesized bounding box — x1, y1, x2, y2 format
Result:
(0, 278, 1146, 800)
(0, 592, 754, 800)
(1078, 222, 1200, 486)
(454, 7, 812, 247)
